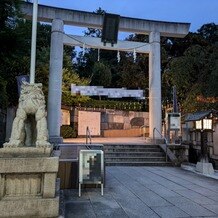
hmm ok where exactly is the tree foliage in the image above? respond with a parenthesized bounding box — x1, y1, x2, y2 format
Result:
(91, 62, 111, 86)
(0, 0, 20, 29)
(0, 19, 51, 106)
(0, 0, 22, 107)
(62, 68, 90, 106)
(163, 23, 218, 112)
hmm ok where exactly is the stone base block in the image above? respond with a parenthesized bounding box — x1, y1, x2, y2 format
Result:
(0, 147, 52, 158)
(0, 156, 59, 173)
(103, 128, 142, 137)
(196, 162, 214, 175)
(0, 154, 59, 217)
(0, 197, 59, 217)
(49, 136, 63, 144)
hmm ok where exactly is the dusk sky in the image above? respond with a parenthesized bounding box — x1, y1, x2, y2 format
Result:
(38, 0, 218, 34)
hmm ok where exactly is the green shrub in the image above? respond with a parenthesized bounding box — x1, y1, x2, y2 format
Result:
(60, 125, 77, 138)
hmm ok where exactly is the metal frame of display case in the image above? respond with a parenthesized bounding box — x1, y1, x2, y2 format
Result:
(79, 150, 104, 197)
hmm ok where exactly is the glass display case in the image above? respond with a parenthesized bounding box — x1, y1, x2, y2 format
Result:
(79, 150, 104, 196)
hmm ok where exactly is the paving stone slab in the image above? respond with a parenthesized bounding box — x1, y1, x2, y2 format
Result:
(151, 205, 190, 218)
(203, 204, 218, 214)
(183, 184, 218, 197)
(175, 189, 217, 205)
(208, 195, 218, 202)
(166, 196, 193, 205)
(65, 201, 96, 218)
(137, 190, 172, 207)
(92, 202, 128, 218)
(146, 184, 181, 198)
(178, 202, 216, 217)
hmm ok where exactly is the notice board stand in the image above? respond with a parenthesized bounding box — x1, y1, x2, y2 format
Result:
(79, 150, 104, 197)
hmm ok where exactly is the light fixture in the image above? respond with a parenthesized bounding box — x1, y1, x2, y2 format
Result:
(203, 119, 212, 130)
(195, 120, 202, 130)
(195, 118, 213, 130)
(195, 115, 214, 174)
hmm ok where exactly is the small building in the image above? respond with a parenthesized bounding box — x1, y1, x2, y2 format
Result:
(184, 110, 218, 168)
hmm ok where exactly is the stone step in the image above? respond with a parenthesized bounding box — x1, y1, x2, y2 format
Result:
(104, 148, 162, 152)
(104, 144, 160, 149)
(106, 161, 172, 166)
(105, 152, 165, 157)
(105, 156, 166, 162)
(103, 143, 169, 166)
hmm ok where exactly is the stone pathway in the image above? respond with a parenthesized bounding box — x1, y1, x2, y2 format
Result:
(64, 167, 218, 218)
(63, 137, 146, 145)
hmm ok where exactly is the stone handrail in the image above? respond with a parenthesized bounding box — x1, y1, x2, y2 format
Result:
(153, 127, 168, 161)
(140, 125, 148, 139)
(86, 126, 92, 145)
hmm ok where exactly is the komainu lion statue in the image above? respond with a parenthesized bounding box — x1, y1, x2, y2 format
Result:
(4, 82, 51, 148)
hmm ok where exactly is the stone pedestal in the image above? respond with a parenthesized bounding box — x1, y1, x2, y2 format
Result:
(196, 161, 214, 175)
(0, 148, 59, 217)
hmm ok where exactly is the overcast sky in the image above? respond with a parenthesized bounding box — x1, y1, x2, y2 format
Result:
(38, 0, 218, 37)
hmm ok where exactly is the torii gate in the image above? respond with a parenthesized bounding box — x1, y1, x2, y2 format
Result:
(21, 2, 190, 143)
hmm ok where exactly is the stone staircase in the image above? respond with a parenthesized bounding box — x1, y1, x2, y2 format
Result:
(104, 144, 172, 166)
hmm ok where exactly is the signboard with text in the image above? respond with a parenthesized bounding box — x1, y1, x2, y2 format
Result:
(167, 113, 181, 130)
(78, 111, 101, 136)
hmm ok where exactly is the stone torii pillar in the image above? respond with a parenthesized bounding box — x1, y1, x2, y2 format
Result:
(149, 32, 161, 139)
(47, 19, 64, 143)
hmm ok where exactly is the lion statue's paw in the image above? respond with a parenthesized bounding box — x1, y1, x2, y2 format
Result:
(3, 140, 22, 148)
(36, 140, 52, 148)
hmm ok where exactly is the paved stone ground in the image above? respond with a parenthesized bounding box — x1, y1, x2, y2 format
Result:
(64, 167, 218, 218)
(63, 137, 146, 145)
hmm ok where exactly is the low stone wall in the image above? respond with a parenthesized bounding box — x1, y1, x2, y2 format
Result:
(103, 128, 142, 137)
(71, 107, 149, 137)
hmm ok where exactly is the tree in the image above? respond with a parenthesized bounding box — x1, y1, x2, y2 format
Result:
(90, 62, 111, 87)
(76, 7, 121, 87)
(163, 34, 218, 112)
(0, 76, 8, 108)
(117, 55, 148, 90)
(205, 46, 218, 97)
(0, 0, 21, 29)
(0, 0, 83, 108)
(62, 68, 90, 106)
(114, 34, 148, 89)
(0, 19, 51, 106)
(84, 7, 105, 38)
(0, 0, 22, 107)
(198, 23, 218, 44)
(35, 46, 50, 96)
